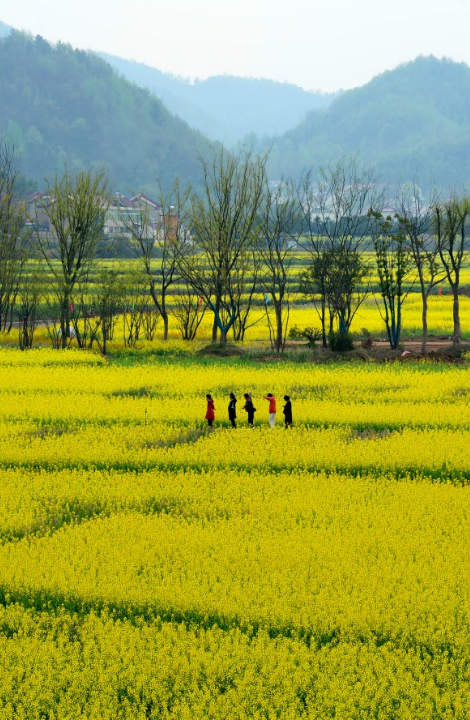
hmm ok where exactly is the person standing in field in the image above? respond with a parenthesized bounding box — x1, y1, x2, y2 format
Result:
(205, 394, 215, 428)
(243, 393, 256, 427)
(263, 393, 277, 428)
(283, 395, 292, 428)
(228, 392, 237, 428)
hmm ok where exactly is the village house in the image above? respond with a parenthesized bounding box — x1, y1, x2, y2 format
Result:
(24, 191, 175, 244)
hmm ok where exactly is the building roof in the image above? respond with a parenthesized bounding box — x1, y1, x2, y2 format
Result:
(130, 193, 161, 210)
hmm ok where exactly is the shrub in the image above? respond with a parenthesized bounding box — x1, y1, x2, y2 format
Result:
(329, 331, 354, 352)
(361, 329, 374, 350)
(288, 325, 322, 346)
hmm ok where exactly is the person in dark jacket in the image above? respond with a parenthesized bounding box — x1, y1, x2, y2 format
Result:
(243, 393, 256, 427)
(283, 395, 292, 428)
(205, 394, 215, 427)
(228, 392, 237, 428)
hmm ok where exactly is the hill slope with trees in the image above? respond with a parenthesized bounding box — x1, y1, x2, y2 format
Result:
(2, 26, 470, 191)
(263, 56, 470, 188)
(0, 31, 215, 191)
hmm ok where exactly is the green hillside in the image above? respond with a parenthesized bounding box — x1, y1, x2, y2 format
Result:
(264, 56, 470, 188)
(2, 29, 469, 191)
(0, 31, 215, 191)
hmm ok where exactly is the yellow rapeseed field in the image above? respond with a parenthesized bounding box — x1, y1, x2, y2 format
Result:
(1, 347, 470, 718)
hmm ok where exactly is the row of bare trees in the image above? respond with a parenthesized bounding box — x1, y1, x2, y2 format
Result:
(372, 186, 470, 352)
(118, 148, 298, 352)
(298, 162, 470, 353)
(1, 140, 470, 353)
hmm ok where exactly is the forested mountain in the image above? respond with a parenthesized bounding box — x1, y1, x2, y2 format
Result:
(262, 56, 470, 188)
(99, 52, 336, 145)
(0, 31, 215, 191)
(2, 22, 469, 191)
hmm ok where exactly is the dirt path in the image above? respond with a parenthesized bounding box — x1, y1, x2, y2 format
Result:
(374, 339, 453, 351)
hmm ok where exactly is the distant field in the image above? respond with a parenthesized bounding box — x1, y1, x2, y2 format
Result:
(1, 348, 470, 717)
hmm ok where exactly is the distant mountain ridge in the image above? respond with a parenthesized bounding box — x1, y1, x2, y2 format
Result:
(1, 19, 470, 190)
(262, 56, 470, 188)
(98, 52, 337, 145)
(0, 19, 337, 146)
(0, 31, 215, 192)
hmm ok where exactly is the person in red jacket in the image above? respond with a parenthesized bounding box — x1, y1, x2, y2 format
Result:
(205, 394, 215, 427)
(263, 393, 277, 428)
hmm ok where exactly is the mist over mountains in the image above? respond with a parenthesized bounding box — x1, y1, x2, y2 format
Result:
(1, 18, 470, 192)
(99, 51, 336, 146)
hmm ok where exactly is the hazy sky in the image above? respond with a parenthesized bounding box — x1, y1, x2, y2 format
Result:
(3, 0, 470, 91)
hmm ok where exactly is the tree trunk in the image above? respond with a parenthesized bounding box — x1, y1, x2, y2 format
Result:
(452, 286, 461, 345)
(220, 328, 227, 345)
(386, 298, 401, 350)
(329, 309, 334, 338)
(162, 312, 169, 341)
(211, 295, 223, 343)
(61, 296, 70, 349)
(212, 315, 218, 343)
(319, 281, 327, 348)
(275, 302, 283, 354)
(102, 323, 107, 356)
(421, 292, 428, 354)
(392, 308, 401, 350)
(321, 297, 327, 349)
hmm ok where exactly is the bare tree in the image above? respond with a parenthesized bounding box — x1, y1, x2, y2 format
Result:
(35, 168, 109, 348)
(121, 181, 191, 340)
(43, 292, 63, 349)
(93, 268, 125, 354)
(299, 157, 383, 344)
(258, 179, 299, 353)
(297, 174, 331, 348)
(177, 147, 267, 345)
(171, 279, 207, 340)
(0, 141, 29, 331)
(323, 247, 370, 339)
(69, 270, 101, 350)
(17, 261, 44, 350)
(297, 252, 334, 349)
(434, 193, 470, 346)
(370, 211, 413, 349)
(230, 248, 262, 342)
(396, 184, 445, 353)
(122, 272, 153, 347)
